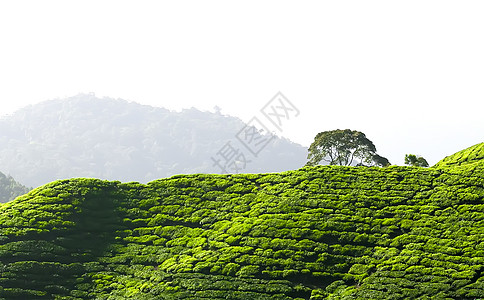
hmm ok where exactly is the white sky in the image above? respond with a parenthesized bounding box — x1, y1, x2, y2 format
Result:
(1, 1, 483, 165)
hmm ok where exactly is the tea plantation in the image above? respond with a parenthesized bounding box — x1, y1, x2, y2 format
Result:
(1, 143, 484, 299)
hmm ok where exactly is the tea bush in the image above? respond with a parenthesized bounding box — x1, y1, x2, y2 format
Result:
(1, 144, 484, 299)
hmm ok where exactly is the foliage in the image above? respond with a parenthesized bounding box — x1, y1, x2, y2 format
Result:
(0, 171, 31, 203)
(306, 129, 389, 167)
(435, 142, 484, 168)
(0, 145, 484, 299)
(404, 154, 429, 167)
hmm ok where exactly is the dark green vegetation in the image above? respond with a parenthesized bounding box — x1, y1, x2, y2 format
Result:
(1, 143, 484, 299)
(404, 154, 429, 168)
(306, 129, 389, 167)
(0, 171, 30, 203)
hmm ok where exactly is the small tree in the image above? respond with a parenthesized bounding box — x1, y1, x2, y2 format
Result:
(372, 154, 391, 167)
(306, 129, 390, 167)
(404, 154, 429, 167)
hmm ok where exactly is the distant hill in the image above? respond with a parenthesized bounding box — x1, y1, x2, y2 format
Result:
(1, 145, 484, 299)
(0, 94, 307, 187)
(0, 171, 30, 203)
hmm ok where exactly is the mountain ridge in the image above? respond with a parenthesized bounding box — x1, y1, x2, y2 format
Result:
(0, 94, 307, 187)
(0, 171, 30, 203)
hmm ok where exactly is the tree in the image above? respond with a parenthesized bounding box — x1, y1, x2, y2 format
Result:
(372, 154, 391, 167)
(404, 154, 429, 167)
(306, 129, 390, 167)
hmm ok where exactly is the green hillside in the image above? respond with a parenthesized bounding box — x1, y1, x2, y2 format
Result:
(0, 171, 30, 203)
(1, 147, 484, 299)
(435, 142, 484, 168)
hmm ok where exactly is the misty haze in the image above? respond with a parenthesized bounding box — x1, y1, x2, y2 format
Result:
(0, 94, 307, 188)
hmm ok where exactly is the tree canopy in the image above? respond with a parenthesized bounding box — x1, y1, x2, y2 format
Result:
(306, 129, 390, 167)
(404, 154, 429, 167)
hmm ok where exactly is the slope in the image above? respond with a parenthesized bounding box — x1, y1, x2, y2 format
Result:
(0, 94, 307, 187)
(435, 142, 484, 168)
(0, 171, 30, 203)
(1, 156, 484, 299)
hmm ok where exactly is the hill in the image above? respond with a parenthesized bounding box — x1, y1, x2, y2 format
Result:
(0, 171, 30, 203)
(0, 94, 307, 188)
(434, 142, 484, 168)
(1, 145, 484, 299)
